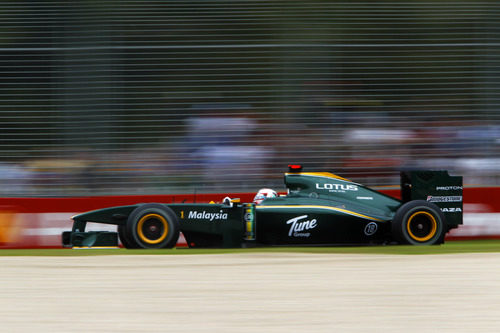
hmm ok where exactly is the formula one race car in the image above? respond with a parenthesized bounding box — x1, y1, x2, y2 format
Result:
(62, 165, 463, 248)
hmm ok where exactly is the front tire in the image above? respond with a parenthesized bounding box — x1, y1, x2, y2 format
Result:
(118, 225, 138, 248)
(391, 200, 446, 245)
(123, 204, 180, 249)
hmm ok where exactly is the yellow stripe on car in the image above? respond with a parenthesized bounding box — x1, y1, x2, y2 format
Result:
(72, 246, 120, 249)
(285, 172, 353, 182)
(256, 205, 383, 222)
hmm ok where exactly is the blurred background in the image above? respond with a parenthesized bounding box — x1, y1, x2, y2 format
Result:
(1, 0, 499, 197)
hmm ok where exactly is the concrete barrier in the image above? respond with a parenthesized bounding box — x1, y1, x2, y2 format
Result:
(0, 188, 498, 248)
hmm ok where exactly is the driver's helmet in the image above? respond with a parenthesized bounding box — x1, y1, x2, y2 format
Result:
(253, 188, 278, 204)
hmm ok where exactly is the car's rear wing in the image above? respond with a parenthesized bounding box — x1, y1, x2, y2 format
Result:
(401, 170, 463, 228)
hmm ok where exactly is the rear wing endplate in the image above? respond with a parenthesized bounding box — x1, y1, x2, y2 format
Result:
(401, 170, 463, 228)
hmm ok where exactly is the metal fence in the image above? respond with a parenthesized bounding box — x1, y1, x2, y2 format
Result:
(1, 1, 499, 196)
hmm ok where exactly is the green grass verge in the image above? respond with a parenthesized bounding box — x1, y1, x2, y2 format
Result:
(1, 240, 500, 256)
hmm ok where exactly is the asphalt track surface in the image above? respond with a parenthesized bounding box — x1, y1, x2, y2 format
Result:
(1, 253, 499, 332)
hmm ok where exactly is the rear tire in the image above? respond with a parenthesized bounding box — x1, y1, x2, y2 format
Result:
(124, 204, 180, 249)
(391, 200, 446, 245)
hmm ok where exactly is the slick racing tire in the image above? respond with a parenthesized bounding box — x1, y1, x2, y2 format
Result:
(118, 225, 139, 249)
(124, 204, 180, 249)
(391, 200, 446, 245)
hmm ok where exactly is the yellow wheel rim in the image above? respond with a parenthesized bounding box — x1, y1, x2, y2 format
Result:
(406, 211, 437, 242)
(137, 213, 169, 245)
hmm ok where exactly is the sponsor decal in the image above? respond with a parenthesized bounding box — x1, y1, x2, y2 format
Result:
(436, 186, 463, 191)
(244, 212, 254, 222)
(441, 207, 462, 213)
(188, 210, 228, 221)
(427, 196, 462, 203)
(316, 183, 358, 193)
(364, 222, 378, 236)
(357, 196, 373, 200)
(244, 207, 255, 241)
(286, 215, 318, 237)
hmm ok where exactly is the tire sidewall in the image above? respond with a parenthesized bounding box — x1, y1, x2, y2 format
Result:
(126, 204, 180, 249)
(118, 224, 139, 249)
(392, 200, 446, 245)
